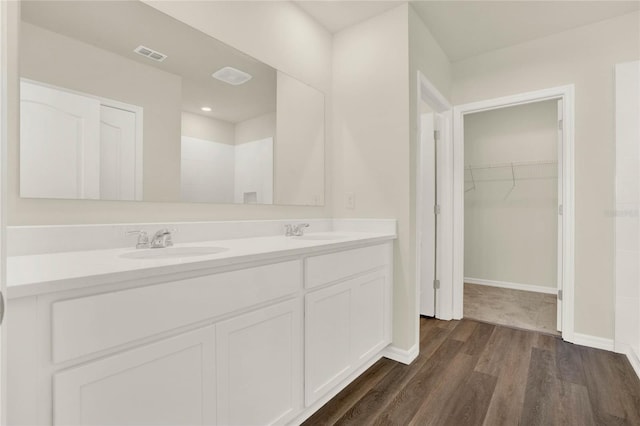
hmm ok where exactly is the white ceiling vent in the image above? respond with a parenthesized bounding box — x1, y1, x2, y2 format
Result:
(212, 66, 252, 86)
(133, 45, 167, 62)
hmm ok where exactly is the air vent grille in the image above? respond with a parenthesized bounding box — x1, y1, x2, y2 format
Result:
(134, 45, 167, 62)
(212, 66, 252, 86)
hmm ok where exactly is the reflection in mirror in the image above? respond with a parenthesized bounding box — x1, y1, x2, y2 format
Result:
(18, 0, 324, 206)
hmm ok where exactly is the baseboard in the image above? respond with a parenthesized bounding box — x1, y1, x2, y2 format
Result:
(627, 347, 640, 380)
(381, 343, 419, 365)
(464, 277, 557, 295)
(572, 332, 615, 351)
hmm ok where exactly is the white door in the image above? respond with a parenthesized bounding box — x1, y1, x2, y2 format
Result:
(420, 112, 436, 316)
(100, 105, 139, 201)
(216, 299, 302, 425)
(557, 99, 564, 331)
(20, 80, 101, 199)
(53, 326, 216, 426)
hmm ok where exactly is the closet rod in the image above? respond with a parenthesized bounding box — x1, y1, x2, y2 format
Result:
(465, 160, 556, 170)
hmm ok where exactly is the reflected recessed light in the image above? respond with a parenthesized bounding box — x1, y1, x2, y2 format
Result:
(212, 66, 252, 85)
(201, 107, 212, 112)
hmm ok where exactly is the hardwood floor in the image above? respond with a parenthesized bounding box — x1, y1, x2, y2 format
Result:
(303, 318, 640, 426)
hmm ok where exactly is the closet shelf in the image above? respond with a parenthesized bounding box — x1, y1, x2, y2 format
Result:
(464, 160, 557, 193)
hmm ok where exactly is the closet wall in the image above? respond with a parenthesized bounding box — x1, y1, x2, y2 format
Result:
(464, 100, 558, 290)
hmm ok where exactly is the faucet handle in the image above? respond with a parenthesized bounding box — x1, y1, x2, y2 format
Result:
(126, 230, 150, 249)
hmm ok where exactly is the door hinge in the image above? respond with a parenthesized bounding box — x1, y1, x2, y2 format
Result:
(558, 119, 563, 131)
(434, 205, 441, 215)
(558, 289, 563, 301)
(434, 130, 440, 141)
(433, 279, 440, 290)
(558, 204, 563, 215)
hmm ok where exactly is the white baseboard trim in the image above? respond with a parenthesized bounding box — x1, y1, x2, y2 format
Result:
(627, 347, 640, 380)
(382, 343, 419, 365)
(464, 277, 557, 295)
(572, 333, 615, 351)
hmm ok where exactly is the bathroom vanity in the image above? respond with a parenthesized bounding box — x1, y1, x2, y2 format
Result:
(6, 228, 395, 425)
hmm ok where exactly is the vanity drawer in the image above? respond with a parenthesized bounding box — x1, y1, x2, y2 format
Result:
(305, 243, 390, 289)
(51, 260, 301, 364)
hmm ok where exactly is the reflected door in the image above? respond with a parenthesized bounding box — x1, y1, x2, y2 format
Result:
(100, 106, 139, 201)
(20, 81, 101, 199)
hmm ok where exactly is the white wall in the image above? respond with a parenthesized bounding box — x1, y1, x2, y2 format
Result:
(452, 11, 640, 339)
(182, 112, 235, 146)
(275, 72, 324, 206)
(8, 0, 332, 225)
(235, 112, 275, 145)
(464, 100, 558, 289)
(614, 60, 640, 368)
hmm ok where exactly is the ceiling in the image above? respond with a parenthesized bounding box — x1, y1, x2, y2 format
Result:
(21, 1, 277, 123)
(296, 0, 640, 62)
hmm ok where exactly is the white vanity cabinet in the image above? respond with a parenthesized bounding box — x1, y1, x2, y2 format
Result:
(7, 239, 394, 426)
(304, 244, 393, 406)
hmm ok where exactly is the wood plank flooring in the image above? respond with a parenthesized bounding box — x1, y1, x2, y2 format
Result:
(303, 318, 640, 426)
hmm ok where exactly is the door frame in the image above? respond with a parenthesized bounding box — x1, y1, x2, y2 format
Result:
(451, 85, 576, 342)
(415, 70, 453, 346)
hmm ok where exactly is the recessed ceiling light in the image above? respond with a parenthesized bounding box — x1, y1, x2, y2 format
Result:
(212, 66, 252, 86)
(201, 106, 212, 112)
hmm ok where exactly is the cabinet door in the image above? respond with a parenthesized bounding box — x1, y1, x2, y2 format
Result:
(305, 269, 391, 406)
(305, 282, 353, 406)
(54, 326, 216, 426)
(352, 272, 391, 363)
(216, 299, 302, 426)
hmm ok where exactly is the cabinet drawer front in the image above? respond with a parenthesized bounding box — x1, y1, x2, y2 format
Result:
(305, 243, 390, 289)
(53, 325, 216, 426)
(52, 260, 301, 363)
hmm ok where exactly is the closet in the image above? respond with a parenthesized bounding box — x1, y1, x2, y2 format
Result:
(463, 99, 561, 334)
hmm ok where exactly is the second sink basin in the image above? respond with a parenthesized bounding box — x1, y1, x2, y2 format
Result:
(120, 246, 228, 260)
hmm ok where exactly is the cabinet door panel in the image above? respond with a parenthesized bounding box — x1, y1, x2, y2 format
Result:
(216, 299, 302, 425)
(54, 326, 216, 426)
(353, 273, 390, 362)
(305, 284, 352, 406)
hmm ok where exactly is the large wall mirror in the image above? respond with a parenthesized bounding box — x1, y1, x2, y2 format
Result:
(18, 1, 325, 206)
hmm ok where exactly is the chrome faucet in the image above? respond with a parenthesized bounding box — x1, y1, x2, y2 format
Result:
(284, 223, 309, 237)
(126, 230, 150, 249)
(150, 228, 174, 248)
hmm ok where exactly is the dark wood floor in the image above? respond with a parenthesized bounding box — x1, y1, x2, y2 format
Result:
(303, 317, 640, 426)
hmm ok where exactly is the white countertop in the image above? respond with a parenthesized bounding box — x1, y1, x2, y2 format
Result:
(7, 232, 396, 298)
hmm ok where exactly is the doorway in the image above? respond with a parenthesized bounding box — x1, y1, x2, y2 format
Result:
(451, 85, 576, 341)
(462, 99, 561, 334)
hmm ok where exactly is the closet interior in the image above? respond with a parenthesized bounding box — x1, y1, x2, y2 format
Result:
(463, 99, 560, 335)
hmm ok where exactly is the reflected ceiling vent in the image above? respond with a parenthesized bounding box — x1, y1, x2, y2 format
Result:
(133, 45, 167, 62)
(212, 66, 252, 86)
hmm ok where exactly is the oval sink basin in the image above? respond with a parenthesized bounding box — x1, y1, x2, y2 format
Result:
(293, 234, 350, 241)
(120, 247, 228, 260)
